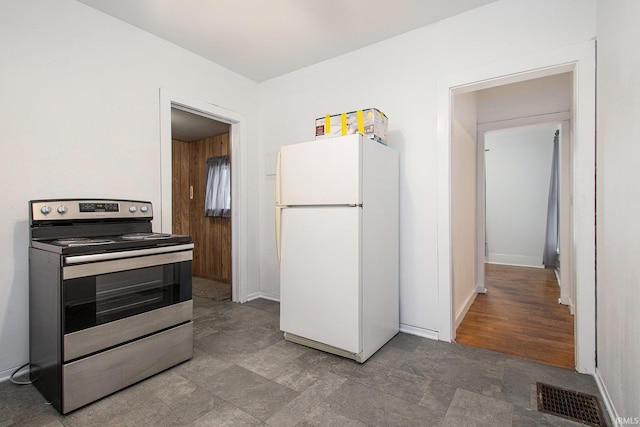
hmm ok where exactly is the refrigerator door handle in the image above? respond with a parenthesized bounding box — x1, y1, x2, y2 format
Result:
(275, 151, 282, 206)
(275, 206, 283, 261)
(276, 151, 283, 261)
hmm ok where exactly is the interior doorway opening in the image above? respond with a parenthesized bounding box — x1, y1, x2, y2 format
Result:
(482, 123, 563, 271)
(437, 41, 596, 374)
(477, 120, 575, 306)
(159, 89, 250, 304)
(456, 121, 575, 369)
(171, 108, 232, 301)
(450, 75, 576, 368)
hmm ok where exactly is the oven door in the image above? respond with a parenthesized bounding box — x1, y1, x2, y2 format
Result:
(61, 244, 193, 336)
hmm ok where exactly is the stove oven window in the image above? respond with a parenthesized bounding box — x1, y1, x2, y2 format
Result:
(63, 261, 191, 333)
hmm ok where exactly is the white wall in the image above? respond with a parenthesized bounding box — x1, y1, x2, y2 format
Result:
(484, 124, 558, 267)
(0, 0, 260, 379)
(259, 0, 596, 335)
(477, 73, 572, 125)
(451, 92, 478, 326)
(596, 0, 640, 421)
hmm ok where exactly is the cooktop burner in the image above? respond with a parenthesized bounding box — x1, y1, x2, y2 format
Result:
(54, 238, 117, 247)
(34, 233, 192, 255)
(121, 233, 172, 240)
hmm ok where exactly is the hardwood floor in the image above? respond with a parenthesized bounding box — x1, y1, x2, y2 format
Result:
(455, 263, 575, 369)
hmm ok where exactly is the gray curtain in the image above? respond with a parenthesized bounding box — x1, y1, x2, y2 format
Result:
(204, 155, 231, 218)
(543, 131, 559, 269)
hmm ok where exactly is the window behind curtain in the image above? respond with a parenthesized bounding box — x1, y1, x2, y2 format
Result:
(204, 155, 230, 218)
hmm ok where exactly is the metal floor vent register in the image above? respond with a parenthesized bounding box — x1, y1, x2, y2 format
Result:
(537, 382, 608, 426)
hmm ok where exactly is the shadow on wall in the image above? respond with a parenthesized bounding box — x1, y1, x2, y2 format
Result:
(0, 220, 30, 380)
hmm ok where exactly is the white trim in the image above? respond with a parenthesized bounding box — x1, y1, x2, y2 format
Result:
(476, 118, 487, 297)
(436, 80, 454, 342)
(477, 111, 571, 133)
(486, 262, 545, 270)
(246, 291, 279, 302)
(455, 291, 478, 330)
(437, 41, 596, 373)
(554, 268, 562, 289)
(0, 366, 18, 384)
(399, 324, 439, 341)
(594, 368, 621, 427)
(486, 254, 544, 267)
(557, 120, 575, 313)
(159, 88, 249, 303)
(569, 46, 597, 374)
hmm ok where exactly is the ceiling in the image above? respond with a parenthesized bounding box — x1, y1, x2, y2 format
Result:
(77, 0, 499, 141)
(171, 108, 230, 142)
(77, 0, 499, 82)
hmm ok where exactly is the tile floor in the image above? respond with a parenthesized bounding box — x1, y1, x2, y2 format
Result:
(192, 276, 232, 302)
(1, 297, 610, 426)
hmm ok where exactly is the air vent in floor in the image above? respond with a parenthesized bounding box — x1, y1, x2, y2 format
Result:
(537, 382, 608, 426)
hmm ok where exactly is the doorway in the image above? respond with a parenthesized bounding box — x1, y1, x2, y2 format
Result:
(478, 121, 574, 306)
(456, 122, 575, 369)
(483, 124, 561, 269)
(159, 88, 250, 303)
(450, 79, 576, 367)
(171, 108, 232, 301)
(436, 41, 596, 374)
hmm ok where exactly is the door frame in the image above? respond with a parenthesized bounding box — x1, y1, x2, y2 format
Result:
(159, 88, 249, 303)
(436, 41, 596, 374)
(476, 115, 572, 301)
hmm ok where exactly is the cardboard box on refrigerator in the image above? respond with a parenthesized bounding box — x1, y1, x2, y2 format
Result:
(315, 108, 388, 145)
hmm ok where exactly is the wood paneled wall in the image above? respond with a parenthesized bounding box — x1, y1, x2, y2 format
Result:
(172, 140, 191, 236)
(172, 133, 231, 283)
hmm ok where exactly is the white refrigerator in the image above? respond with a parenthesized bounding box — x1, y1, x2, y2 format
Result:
(276, 134, 399, 363)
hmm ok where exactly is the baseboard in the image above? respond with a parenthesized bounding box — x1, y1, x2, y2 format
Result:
(558, 295, 575, 315)
(558, 295, 571, 305)
(455, 290, 478, 330)
(552, 268, 575, 313)
(399, 324, 439, 341)
(0, 370, 11, 384)
(246, 291, 280, 302)
(0, 364, 26, 384)
(486, 257, 544, 268)
(594, 368, 621, 426)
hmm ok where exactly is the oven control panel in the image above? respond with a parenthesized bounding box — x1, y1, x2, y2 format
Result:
(79, 202, 120, 213)
(30, 199, 153, 221)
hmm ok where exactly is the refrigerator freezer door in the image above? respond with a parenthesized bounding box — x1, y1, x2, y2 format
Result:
(280, 206, 361, 353)
(279, 135, 361, 206)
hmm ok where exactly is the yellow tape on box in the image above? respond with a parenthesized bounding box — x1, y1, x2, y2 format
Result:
(315, 108, 388, 145)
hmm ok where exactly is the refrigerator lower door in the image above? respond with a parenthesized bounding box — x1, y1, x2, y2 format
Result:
(280, 206, 361, 354)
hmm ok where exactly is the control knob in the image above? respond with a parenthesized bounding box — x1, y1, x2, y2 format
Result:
(40, 205, 51, 215)
(129, 206, 137, 213)
(57, 205, 67, 214)
(140, 206, 148, 213)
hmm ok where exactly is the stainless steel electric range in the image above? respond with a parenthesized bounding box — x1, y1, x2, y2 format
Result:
(28, 199, 194, 414)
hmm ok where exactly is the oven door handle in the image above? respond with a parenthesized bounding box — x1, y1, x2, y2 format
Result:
(64, 243, 194, 265)
(63, 244, 193, 280)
